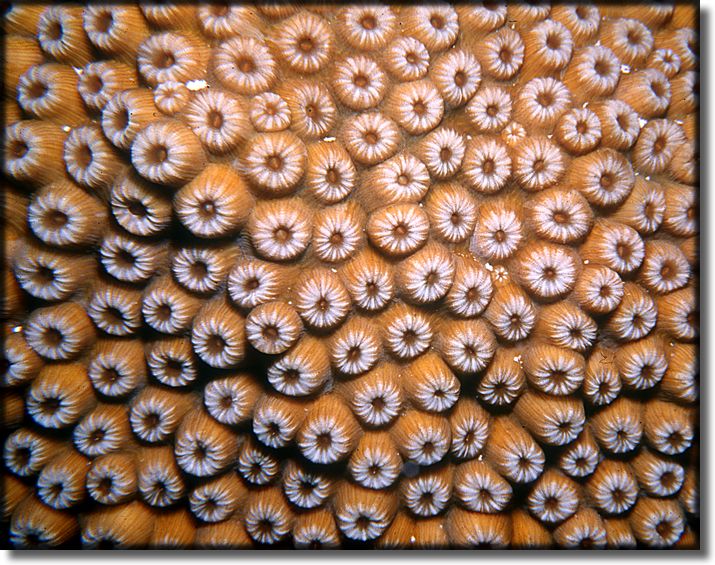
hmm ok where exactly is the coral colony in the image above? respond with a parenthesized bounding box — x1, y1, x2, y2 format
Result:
(2, 2, 698, 549)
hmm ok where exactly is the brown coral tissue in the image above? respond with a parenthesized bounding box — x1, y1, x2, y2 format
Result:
(1, 0, 699, 551)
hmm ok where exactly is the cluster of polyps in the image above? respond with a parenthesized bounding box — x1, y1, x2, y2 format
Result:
(2, 2, 698, 549)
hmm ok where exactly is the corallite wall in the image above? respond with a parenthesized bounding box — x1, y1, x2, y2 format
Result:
(2, 2, 699, 549)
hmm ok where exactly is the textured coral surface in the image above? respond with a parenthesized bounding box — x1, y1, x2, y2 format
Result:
(2, 2, 699, 549)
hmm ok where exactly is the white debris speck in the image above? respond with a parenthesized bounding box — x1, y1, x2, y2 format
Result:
(620, 64, 632, 74)
(330, 268, 337, 273)
(485, 262, 494, 272)
(186, 79, 208, 91)
(62, 125, 71, 132)
(583, 259, 590, 265)
(638, 117, 648, 128)
(322, 136, 336, 142)
(12, 326, 22, 333)
(513, 355, 522, 364)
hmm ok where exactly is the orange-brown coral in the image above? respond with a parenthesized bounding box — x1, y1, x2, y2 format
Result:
(2, 1, 698, 550)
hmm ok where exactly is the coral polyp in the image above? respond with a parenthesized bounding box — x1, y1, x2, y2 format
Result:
(2, 1, 698, 550)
